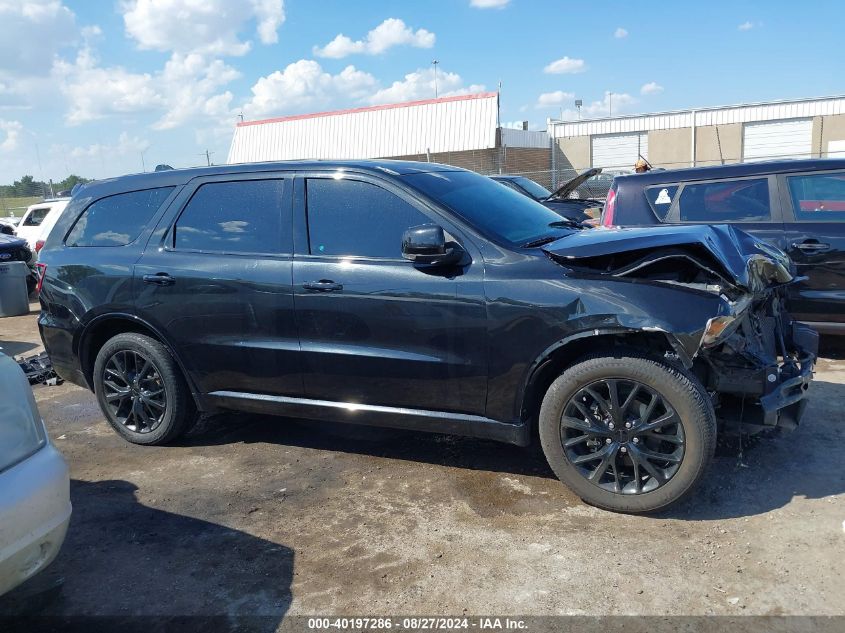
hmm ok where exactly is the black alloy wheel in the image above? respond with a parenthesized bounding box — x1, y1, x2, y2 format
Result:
(102, 349, 167, 434)
(561, 378, 685, 494)
(538, 353, 716, 513)
(93, 332, 195, 445)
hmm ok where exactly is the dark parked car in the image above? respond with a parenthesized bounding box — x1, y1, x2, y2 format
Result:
(0, 233, 37, 294)
(491, 169, 603, 223)
(602, 159, 845, 334)
(38, 161, 816, 513)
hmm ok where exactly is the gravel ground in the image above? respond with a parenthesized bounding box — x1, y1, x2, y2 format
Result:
(1, 302, 844, 625)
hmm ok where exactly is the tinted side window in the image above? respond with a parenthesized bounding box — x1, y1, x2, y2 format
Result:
(67, 187, 174, 247)
(645, 185, 679, 221)
(787, 172, 845, 222)
(174, 180, 286, 254)
(678, 178, 770, 222)
(306, 178, 430, 258)
(23, 208, 50, 227)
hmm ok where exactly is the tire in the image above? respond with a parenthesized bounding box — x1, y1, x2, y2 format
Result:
(539, 352, 716, 513)
(93, 332, 195, 445)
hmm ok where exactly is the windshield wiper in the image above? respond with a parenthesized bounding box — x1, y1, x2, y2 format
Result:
(522, 220, 586, 248)
(522, 235, 562, 248)
(548, 219, 584, 229)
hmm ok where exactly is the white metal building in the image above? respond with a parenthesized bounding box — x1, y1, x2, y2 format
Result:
(548, 95, 845, 173)
(228, 92, 508, 163)
(227, 91, 554, 184)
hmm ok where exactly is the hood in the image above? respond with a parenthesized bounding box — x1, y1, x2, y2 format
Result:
(0, 233, 27, 249)
(542, 224, 793, 294)
(546, 168, 602, 200)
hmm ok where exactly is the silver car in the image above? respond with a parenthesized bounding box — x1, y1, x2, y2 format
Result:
(0, 352, 71, 597)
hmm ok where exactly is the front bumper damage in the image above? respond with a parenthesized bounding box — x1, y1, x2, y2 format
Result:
(700, 297, 818, 435)
(541, 224, 817, 434)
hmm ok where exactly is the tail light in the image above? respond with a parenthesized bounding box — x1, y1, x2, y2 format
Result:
(601, 187, 617, 227)
(35, 263, 47, 294)
(35, 239, 45, 253)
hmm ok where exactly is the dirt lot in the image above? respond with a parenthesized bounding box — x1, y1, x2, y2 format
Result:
(1, 302, 844, 624)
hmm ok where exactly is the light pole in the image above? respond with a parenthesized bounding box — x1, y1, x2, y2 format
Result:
(608, 92, 613, 118)
(431, 60, 439, 98)
(575, 99, 582, 120)
(141, 148, 149, 172)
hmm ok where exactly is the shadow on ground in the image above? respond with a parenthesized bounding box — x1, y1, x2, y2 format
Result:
(0, 479, 293, 629)
(181, 373, 845, 522)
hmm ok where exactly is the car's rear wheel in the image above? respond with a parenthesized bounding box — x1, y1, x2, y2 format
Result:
(539, 352, 716, 513)
(93, 333, 195, 445)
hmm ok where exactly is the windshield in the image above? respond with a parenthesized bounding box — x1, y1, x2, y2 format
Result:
(403, 170, 573, 247)
(510, 177, 552, 200)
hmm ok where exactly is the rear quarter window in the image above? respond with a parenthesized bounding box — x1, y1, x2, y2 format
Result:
(645, 185, 679, 221)
(66, 187, 174, 247)
(787, 171, 845, 222)
(23, 207, 51, 227)
(678, 178, 771, 222)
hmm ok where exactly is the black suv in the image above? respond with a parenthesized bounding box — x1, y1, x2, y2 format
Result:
(602, 159, 845, 334)
(38, 161, 817, 513)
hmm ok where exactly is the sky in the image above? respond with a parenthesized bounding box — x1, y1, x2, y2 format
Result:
(0, 0, 843, 184)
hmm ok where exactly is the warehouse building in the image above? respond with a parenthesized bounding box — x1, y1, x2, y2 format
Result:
(549, 95, 845, 176)
(227, 91, 553, 184)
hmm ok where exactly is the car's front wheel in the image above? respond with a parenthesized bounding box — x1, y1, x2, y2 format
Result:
(93, 333, 195, 445)
(539, 352, 716, 513)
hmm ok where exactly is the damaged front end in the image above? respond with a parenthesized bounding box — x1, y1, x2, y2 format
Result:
(544, 224, 818, 435)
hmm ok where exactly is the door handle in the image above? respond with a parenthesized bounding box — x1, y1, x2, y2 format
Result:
(142, 273, 176, 286)
(792, 241, 831, 252)
(303, 280, 343, 292)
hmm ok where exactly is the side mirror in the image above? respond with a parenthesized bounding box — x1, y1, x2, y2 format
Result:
(401, 224, 462, 267)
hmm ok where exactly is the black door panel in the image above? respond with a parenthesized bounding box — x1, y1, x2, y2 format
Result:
(134, 175, 302, 396)
(293, 174, 488, 416)
(778, 170, 845, 325)
(293, 258, 487, 414)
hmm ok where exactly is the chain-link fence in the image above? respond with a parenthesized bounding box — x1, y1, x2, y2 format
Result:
(393, 142, 622, 202)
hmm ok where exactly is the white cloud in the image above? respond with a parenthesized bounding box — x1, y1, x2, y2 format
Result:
(535, 90, 575, 108)
(0, 0, 77, 78)
(122, 0, 285, 56)
(367, 67, 484, 105)
(66, 132, 151, 160)
(738, 21, 754, 31)
(56, 44, 240, 129)
(470, 0, 510, 7)
(614, 27, 628, 38)
(640, 81, 663, 95)
(55, 47, 164, 125)
(557, 92, 636, 120)
(543, 56, 586, 74)
(314, 18, 435, 58)
(242, 60, 378, 118)
(0, 119, 22, 152)
(241, 61, 484, 119)
(251, 0, 286, 44)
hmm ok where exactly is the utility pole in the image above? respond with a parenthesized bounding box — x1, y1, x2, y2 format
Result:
(608, 92, 613, 118)
(431, 60, 439, 98)
(575, 99, 582, 120)
(141, 148, 148, 172)
(200, 149, 214, 166)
